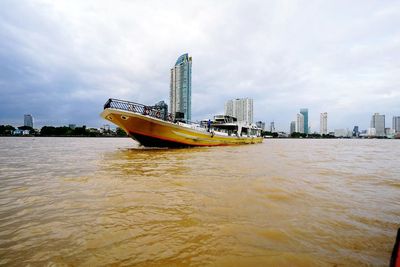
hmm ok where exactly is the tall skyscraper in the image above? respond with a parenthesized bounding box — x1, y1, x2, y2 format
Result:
(370, 113, 385, 137)
(320, 112, 327, 135)
(393, 116, 400, 133)
(290, 121, 296, 134)
(300, 108, 308, 134)
(24, 114, 33, 128)
(296, 113, 304, 133)
(170, 53, 192, 122)
(224, 98, 254, 124)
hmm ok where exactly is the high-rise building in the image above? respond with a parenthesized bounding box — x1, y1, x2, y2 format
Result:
(393, 116, 400, 133)
(300, 108, 308, 134)
(296, 113, 304, 133)
(370, 113, 385, 137)
(224, 98, 253, 124)
(320, 112, 327, 135)
(290, 121, 296, 134)
(255, 121, 265, 130)
(24, 114, 33, 128)
(170, 53, 192, 122)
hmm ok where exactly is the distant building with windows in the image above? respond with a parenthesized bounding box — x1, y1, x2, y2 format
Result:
(290, 121, 296, 134)
(393, 116, 400, 133)
(300, 108, 308, 134)
(320, 112, 327, 135)
(224, 98, 253, 125)
(24, 114, 33, 128)
(296, 113, 304, 133)
(170, 53, 192, 122)
(370, 113, 385, 137)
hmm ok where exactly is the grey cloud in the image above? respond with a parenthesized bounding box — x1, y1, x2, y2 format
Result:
(0, 0, 399, 131)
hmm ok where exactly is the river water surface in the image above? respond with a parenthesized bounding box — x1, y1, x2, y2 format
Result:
(0, 137, 399, 266)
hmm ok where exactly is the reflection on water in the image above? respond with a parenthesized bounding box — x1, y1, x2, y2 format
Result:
(0, 137, 399, 266)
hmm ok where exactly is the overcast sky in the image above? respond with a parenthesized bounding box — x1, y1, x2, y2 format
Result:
(1, 0, 399, 131)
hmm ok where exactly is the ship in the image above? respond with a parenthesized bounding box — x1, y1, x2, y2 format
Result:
(101, 98, 263, 147)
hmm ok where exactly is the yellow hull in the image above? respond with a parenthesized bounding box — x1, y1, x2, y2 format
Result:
(101, 108, 263, 147)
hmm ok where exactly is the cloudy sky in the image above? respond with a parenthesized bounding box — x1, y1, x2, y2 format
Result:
(1, 0, 399, 131)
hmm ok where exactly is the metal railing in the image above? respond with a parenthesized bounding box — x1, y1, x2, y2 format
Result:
(104, 98, 172, 121)
(103, 98, 211, 130)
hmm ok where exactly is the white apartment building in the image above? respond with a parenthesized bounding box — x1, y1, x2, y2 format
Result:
(224, 98, 253, 124)
(320, 112, 328, 135)
(296, 113, 304, 133)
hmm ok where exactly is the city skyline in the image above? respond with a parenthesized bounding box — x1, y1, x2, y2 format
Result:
(0, 1, 399, 131)
(5, 111, 400, 137)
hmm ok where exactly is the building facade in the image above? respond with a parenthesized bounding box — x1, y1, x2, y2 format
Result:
(224, 98, 253, 124)
(370, 113, 385, 137)
(296, 113, 304, 133)
(24, 114, 33, 128)
(170, 53, 192, 122)
(320, 112, 327, 135)
(300, 108, 308, 134)
(393, 116, 400, 133)
(290, 121, 296, 134)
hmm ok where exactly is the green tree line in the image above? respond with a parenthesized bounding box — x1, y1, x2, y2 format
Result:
(0, 125, 127, 137)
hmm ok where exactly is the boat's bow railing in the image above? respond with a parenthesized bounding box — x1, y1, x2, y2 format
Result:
(104, 98, 209, 129)
(104, 98, 171, 121)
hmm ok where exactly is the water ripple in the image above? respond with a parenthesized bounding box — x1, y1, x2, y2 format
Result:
(0, 137, 399, 266)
